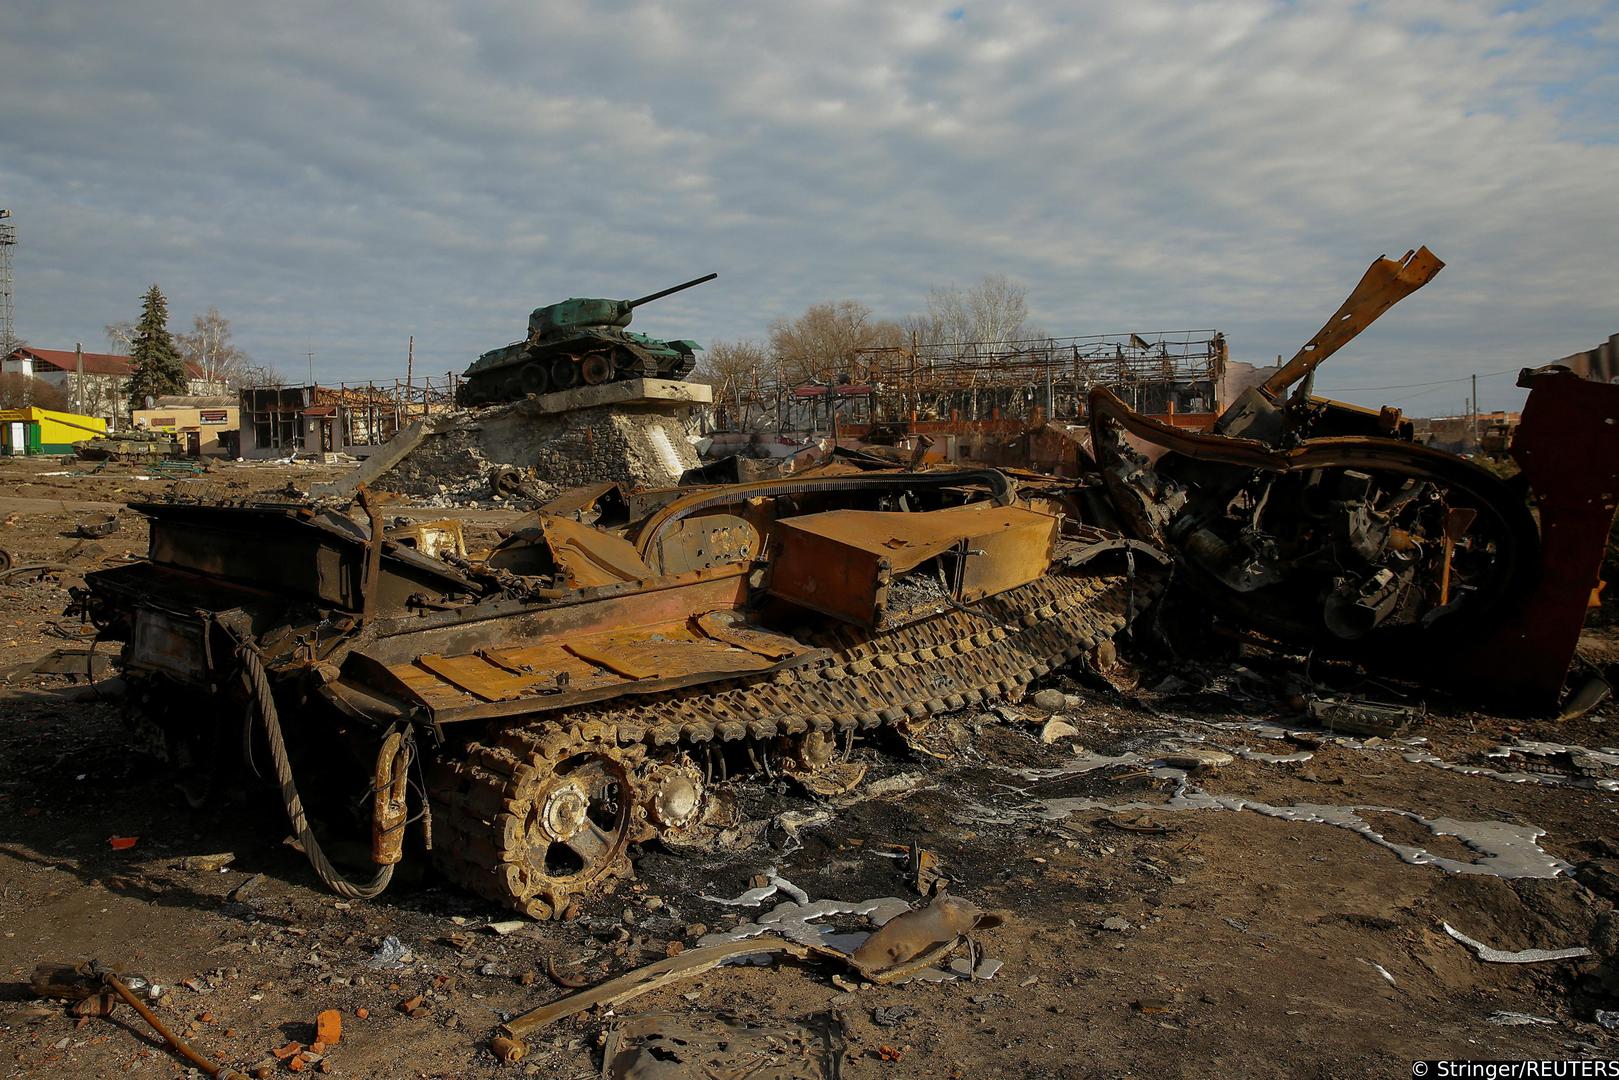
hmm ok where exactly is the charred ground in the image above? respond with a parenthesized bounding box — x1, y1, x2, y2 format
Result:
(1, 456, 1615, 1078)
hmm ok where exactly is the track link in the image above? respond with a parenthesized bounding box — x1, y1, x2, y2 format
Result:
(429, 569, 1148, 916)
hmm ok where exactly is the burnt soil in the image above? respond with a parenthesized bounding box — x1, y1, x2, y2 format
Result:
(0, 455, 1615, 1078)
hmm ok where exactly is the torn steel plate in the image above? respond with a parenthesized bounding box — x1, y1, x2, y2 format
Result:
(1260, 247, 1445, 402)
(540, 516, 654, 586)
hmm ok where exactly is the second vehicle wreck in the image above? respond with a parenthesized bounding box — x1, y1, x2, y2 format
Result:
(78, 469, 1163, 916)
(1090, 247, 1619, 712)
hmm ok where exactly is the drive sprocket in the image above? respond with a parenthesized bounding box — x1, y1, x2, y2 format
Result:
(430, 721, 644, 919)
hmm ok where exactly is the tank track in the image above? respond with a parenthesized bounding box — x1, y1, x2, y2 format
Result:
(428, 569, 1150, 917)
(461, 340, 695, 406)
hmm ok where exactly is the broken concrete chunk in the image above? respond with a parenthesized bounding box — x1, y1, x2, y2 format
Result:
(315, 1008, 341, 1046)
(848, 894, 990, 978)
(1040, 718, 1080, 744)
(227, 873, 265, 904)
(1030, 688, 1067, 712)
(1160, 748, 1234, 770)
(178, 853, 236, 872)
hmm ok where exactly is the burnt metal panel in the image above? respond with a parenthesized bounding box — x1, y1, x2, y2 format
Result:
(128, 608, 211, 683)
(566, 627, 778, 680)
(1441, 366, 1619, 709)
(645, 513, 761, 576)
(767, 504, 1057, 628)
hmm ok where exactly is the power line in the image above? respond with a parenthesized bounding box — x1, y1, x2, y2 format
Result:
(1316, 367, 1520, 394)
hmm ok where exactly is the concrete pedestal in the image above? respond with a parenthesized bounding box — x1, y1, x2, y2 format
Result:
(325, 379, 712, 500)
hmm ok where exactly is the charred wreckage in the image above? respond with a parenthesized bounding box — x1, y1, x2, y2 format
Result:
(72, 247, 1619, 917)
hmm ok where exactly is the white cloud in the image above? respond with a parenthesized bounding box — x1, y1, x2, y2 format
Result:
(0, 0, 1614, 410)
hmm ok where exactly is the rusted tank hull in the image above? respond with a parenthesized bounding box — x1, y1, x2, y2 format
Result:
(81, 470, 1164, 916)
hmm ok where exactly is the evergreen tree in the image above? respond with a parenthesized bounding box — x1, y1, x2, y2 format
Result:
(126, 285, 188, 408)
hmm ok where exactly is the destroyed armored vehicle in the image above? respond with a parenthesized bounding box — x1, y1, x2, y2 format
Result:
(1091, 247, 1619, 713)
(74, 429, 180, 463)
(79, 469, 1162, 916)
(458, 273, 716, 406)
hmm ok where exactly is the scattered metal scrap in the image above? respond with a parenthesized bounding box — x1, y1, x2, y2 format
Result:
(491, 936, 816, 1063)
(0, 561, 66, 585)
(1306, 695, 1421, 738)
(74, 512, 119, 539)
(16, 647, 116, 681)
(492, 891, 999, 1063)
(1037, 788, 1573, 880)
(32, 961, 248, 1080)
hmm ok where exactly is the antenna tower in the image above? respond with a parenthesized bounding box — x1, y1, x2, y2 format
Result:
(0, 210, 15, 359)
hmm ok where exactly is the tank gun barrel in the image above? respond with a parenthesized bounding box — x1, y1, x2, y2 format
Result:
(627, 272, 717, 309)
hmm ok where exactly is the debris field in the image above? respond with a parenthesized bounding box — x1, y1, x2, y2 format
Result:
(1, 250, 1617, 1077)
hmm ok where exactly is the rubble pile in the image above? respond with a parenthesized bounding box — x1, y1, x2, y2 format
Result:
(372, 397, 699, 503)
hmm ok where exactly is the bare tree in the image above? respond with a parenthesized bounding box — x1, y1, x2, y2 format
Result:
(75, 373, 123, 419)
(967, 273, 1033, 346)
(768, 300, 903, 385)
(909, 274, 1037, 354)
(693, 339, 771, 394)
(176, 307, 252, 387)
(104, 321, 136, 354)
(0, 373, 65, 410)
(236, 359, 283, 388)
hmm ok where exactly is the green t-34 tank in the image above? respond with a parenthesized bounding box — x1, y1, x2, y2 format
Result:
(458, 273, 716, 405)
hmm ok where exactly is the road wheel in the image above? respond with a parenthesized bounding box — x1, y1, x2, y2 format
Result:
(580, 354, 612, 386)
(519, 363, 549, 395)
(550, 357, 581, 391)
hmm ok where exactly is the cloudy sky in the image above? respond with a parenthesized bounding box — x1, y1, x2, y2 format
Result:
(2, 0, 1615, 413)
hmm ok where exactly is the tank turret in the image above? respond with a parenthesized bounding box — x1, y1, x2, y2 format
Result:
(459, 273, 716, 406)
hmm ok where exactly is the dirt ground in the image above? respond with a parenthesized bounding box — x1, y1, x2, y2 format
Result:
(0, 455, 1615, 1078)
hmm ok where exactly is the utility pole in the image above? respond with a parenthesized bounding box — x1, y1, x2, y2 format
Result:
(1470, 372, 1478, 448)
(405, 335, 415, 415)
(306, 350, 315, 387)
(75, 342, 84, 415)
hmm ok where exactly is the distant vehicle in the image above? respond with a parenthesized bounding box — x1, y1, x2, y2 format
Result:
(458, 273, 716, 406)
(74, 430, 180, 463)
